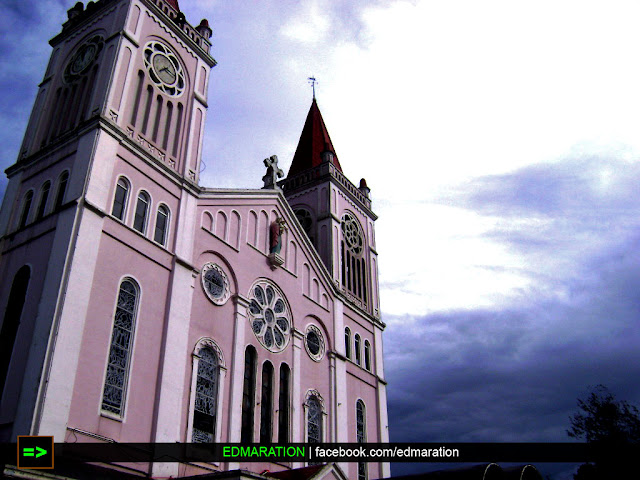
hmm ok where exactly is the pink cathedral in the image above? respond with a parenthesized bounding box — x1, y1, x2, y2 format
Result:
(0, 1, 389, 479)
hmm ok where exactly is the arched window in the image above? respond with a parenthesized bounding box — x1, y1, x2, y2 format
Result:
(260, 361, 274, 444)
(354, 334, 362, 366)
(192, 346, 219, 443)
(154, 204, 169, 246)
(35, 181, 51, 220)
(18, 191, 33, 228)
(278, 364, 290, 443)
(356, 399, 367, 480)
(111, 177, 130, 221)
(101, 278, 139, 417)
(345, 327, 352, 360)
(0, 266, 30, 401)
(133, 190, 150, 233)
(54, 171, 69, 210)
(306, 393, 323, 444)
(364, 340, 371, 371)
(241, 345, 257, 443)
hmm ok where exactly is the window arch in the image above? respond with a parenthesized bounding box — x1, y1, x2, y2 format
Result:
(0, 266, 30, 401)
(356, 399, 367, 480)
(259, 361, 274, 444)
(18, 190, 34, 228)
(241, 345, 257, 443)
(54, 170, 69, 210)
(101, 278, 139, 417)
(345, 327, 352, 360)
(278, 364, 290, 443)
(364, 340, 371, 371)
(133, 190, 150, 233)
(154, 204, 170, 246)
(35, 181, 51, 220)
(354, 333, 362, 366)
(192, 346, 220, 443)
(111, 177, 130, 221)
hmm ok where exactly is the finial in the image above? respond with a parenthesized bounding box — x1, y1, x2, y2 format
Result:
(308, 77, 317, 100)
(262, 155, 284, 190)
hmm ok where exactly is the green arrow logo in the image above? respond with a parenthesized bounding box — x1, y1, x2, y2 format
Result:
(22, 447, 47, 458)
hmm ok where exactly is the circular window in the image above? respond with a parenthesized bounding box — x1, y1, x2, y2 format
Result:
(201, 263, 230, 305)
(341, 212, 364, 256)
(247, 280, 291, 353)
(143, 41, 185, 97)
(305, 325, 325, 362)
(294, 208, 313, 235)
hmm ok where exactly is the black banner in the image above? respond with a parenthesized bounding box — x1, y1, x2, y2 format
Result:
(1, 442, 637, 464)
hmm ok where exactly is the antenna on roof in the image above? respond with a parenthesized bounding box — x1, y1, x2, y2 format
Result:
(308, 76, 317, 99)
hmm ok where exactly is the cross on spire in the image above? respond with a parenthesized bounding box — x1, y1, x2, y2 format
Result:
(308, 77, 317, 99)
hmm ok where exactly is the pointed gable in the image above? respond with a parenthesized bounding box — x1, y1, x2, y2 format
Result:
(287, 99, 343, 177)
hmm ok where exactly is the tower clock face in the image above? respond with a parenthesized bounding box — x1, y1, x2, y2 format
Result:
(152, 54, 177, 85)
(143, 41, 185, 97)
(64, 35, 104, 83)
(70, 44, 97, 75)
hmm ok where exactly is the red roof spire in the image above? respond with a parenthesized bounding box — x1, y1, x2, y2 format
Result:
(287, 99, 343, 177)
(166, 0, 180, 11)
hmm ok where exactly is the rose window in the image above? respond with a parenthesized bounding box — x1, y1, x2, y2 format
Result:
(341, 213, 364, 255)
(247, 281, 291, 352)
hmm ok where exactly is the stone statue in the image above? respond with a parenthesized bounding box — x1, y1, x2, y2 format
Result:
(262, 155, 284, 189)
(269, 217, 286, 254)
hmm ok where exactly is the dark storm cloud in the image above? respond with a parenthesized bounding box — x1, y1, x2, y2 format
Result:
(385, 153, 640, 478)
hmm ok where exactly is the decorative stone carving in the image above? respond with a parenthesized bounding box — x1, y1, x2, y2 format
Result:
(262, 155, 283, 189)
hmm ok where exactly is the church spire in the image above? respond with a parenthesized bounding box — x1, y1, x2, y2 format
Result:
(287, 99, 343, 178)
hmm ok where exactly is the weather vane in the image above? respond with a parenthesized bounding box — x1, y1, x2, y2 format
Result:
(308, 76, 317, 99)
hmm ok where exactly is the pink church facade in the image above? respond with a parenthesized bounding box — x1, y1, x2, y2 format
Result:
(0, 1, 389, 479)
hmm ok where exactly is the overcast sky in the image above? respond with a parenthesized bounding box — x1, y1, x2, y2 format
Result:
(3, 1, 640, 478)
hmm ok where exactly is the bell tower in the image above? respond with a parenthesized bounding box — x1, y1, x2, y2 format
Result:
(281, 99, 381, 319)
(0, 0, 215, 443)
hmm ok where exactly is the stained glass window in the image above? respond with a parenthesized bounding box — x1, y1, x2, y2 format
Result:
(345, 327, 352, 359)
(307, 396, 322, 444)
(241, 346, 257, 443)
(192, 347, 218, 443)
(355, 334, 362, 366)
(247, 280, 291, 353)
(278, 364, 290, 443)
(259, 362, 273, 444)
(101, 279, 138, 416)
(357, 400, 367, 480)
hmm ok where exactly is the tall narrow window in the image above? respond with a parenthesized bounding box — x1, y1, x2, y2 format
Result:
(54, 171, 69, 210)
(18, 191, 33, 228)
(307, 395, 323, 443)
(356, 400, 367, 480)
(241, 345, 257, 443)
(278, 364, 290, 443)
(111, 178, 129, 221)
(345, 327, 352, 360)
(35, 181, 51, 220)
(354, 334, 362, 366)
(192, 347, 219, 443)
(154, 204, 169, 246)
(260, 361, 274, 444)
(133, 191, 150, 233)
(0, 266, 30, 401)
(364, 340, 371, 371)
(101, 278, 139, 417)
